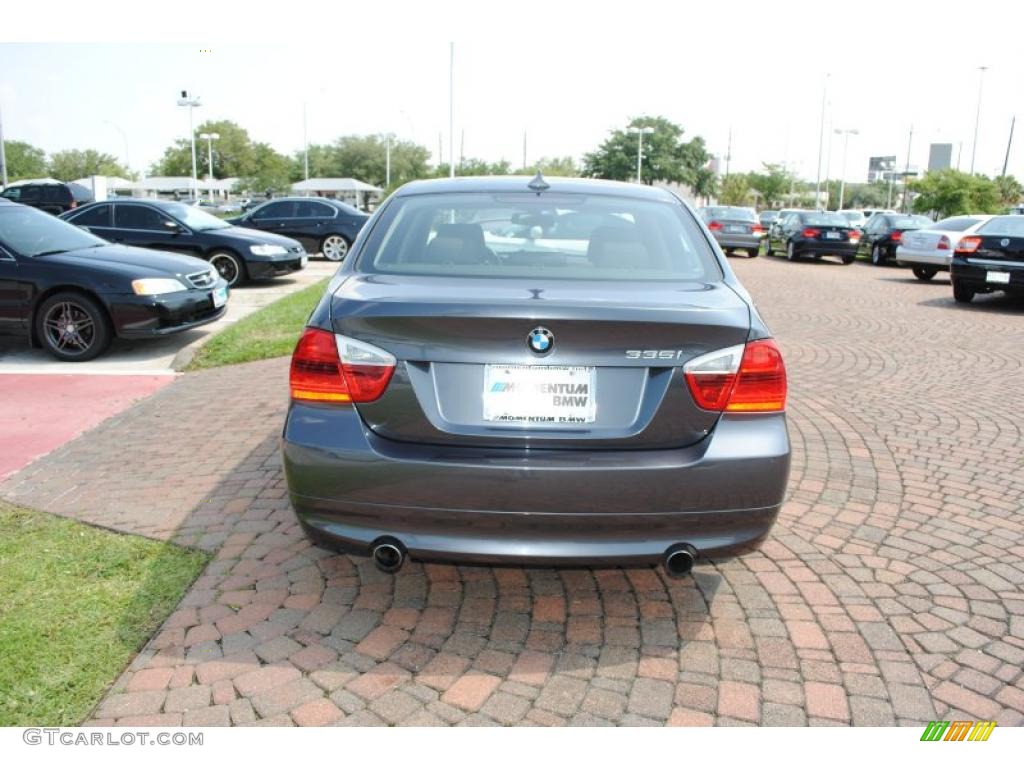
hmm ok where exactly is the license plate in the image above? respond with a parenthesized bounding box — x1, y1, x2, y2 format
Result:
(300, 254, 308, 267)
(986, 271, 1010, 284)
(725, 225, 746, 233)
(211, 286, 228, 308)
(825, 231, 841, 239)
(483, 365, 596, 424)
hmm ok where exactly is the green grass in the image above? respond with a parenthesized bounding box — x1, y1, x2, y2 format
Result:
(0, 503, 209, 726)
(186, 278, 328, 370)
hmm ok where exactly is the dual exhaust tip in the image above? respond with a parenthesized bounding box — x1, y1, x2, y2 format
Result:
(370, 537, 698, 579)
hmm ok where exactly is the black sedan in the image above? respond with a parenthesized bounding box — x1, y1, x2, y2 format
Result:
(858, 213, 932, 265)
(227, 197, 369, 262)
(61, 198, 307, 287)
(765, 211, 860, 264)
(950, 215, 1024, 303)
(0, 200, 228, 361)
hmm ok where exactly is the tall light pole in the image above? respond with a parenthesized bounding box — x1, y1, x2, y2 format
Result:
(448, 42, 455, 179)
(199, 132, 219, 202)
(814, 73, 830, 206)
(834, 128, 859, 210)
(384, 133, 395, 189)
(176, 91, 201, 200)
(970, 66, 988, 174)
(1003, 116, 1016, 178)
(0, 101, 8, 188)
(303, 102, 309, 182)
(628, 126, 655, 184)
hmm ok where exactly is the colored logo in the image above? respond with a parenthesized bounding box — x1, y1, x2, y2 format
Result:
(527, 327, 553, 354)
(920, 720, 996, 742)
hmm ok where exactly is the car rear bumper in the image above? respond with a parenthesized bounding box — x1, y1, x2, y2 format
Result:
(895, 248, 950, 268)
(282, 404, 791, 566)
(951, 259, 1024, 292)
(108, 291, 228, 338)
(796, 240, 858, 255)
(713, 233, 762, 249)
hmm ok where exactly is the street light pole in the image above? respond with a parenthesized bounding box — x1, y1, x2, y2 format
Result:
(303, 102, 309, 182)
(814, 73, 830, 206)
(834, 128, 859, 210)
(629, 126, 655, 184)
(199, 132, 219, 202)
(0, 101, 7, 188)
(385, 133, 394, 189)
(176, 91, 202, 200)
(970, 66, 988, 174)
(449, 42, 455, 179)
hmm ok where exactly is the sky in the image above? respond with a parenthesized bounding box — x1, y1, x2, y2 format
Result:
(2, 0, 1023, 184)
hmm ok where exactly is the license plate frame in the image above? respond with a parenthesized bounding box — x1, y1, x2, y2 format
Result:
(211, 286, 228, 308)
(825, 231, 841, 240)
(986, 270, 1010, 284)
(482, 365, 597, 425)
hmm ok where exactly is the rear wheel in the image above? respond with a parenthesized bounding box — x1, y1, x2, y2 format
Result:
(786, 241, 797, 261)
(871, 244, 885, 265)
(209, 251, 246, 287)
(912, 266, 938, 281)
(763, 239, 773, 256)
(35, 291, 112, 362)
(841, 253, 856, 265)
(320, 234, 350, 262)
(747, 248, 759, 258)
(952, 281, 975, 304)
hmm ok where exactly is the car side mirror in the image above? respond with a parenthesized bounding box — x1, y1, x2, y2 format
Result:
(164, 220, 182, 232)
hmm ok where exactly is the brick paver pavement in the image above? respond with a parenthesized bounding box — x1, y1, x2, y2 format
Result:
(3, 257, 1021, 726)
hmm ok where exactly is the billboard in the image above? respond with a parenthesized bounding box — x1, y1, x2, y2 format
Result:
(868, 156, 897, 183)
(928, 143, 953, 172)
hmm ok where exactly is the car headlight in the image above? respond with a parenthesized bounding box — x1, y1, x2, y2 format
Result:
(132, 278, 188, 296)
(250, 244, 288, 256)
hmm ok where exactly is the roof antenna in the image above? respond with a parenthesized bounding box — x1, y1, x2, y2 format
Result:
(527, 171, 549, 192)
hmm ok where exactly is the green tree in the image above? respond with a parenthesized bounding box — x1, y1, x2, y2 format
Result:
(692, 166, 717, 205)
(299, 134, 431, 190)
(582, 116, 709, 186)
(718, 174, 753, 206)
(515, 156, 580, 177)
(910, 169, 1002, 217)
(150, 120, 259, 179)
(241, 142, 292, 194)
(48, 149, 129, 181)
(748, 163, 793, 209)
(2, 140, 48, 181)
(994, 174, 1023, 207)
(842, 181, 890, 209)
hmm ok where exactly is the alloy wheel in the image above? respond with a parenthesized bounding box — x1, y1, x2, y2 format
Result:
(210, 253, 241, 286)
(42, 301, 96, 357)
(322, 235, 349, 262)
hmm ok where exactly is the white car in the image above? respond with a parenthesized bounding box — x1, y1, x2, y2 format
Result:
(896, 214, 993, 280)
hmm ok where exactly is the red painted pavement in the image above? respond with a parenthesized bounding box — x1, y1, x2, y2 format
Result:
(0, 374, 173, 481)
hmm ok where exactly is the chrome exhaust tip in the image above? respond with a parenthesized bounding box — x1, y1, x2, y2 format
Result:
(663, 543, 698, 578)
(370, 538, 406, 574)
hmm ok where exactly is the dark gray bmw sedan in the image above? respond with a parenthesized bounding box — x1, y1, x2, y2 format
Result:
(282, 176, 790, 576)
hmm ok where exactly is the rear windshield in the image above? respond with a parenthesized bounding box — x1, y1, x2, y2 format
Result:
(979, 216, 1024, 237)
(703, 206, 757, 222)
(889, 216, 932, 229)
(803, 213, 849, 226)
(840, 211, 865, 222)
(359, 192, 722, 282)
(933, 216, 984, 232)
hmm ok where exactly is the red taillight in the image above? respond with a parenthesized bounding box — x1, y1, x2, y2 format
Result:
(937, 235, 950, 250)
(802, 227, 820, 238)
(289, 328, 395, 403)
(683, 340, 787, 413)
(708, 220, 723, 231)
(751, 224, 765, 235)
(849, 230, 861, 242)
(955, 236, 981, 254)
(70, 201, 78, 209)
(891, 230, 903, 243)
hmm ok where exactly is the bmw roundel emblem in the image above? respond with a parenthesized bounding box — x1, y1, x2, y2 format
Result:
(1001, 238, 1010, 247)
(527, 327, 554, 354)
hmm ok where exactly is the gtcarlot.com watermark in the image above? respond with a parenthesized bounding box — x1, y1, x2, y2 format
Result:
(23, 728, 203, 747)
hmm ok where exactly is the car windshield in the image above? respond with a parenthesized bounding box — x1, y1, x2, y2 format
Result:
(979, 216, 1024, 237)
(803, 213, 849, 226)
(359, 192, 721, 282)
(158, 202, 231, 231)
(840, 211, 865, 222)
(704, 206, 757, 222)
(0, 205, 107, 256)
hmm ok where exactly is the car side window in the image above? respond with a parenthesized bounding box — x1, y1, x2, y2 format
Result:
(1, 187, 21, 201)
(42, 186, 67, 203)
(296, 201, 334, 218)
(253, 201, 294, 220)
(70, 204, 111, 227)
(19, 186, 41, 203)
(116, 205, 174, 231)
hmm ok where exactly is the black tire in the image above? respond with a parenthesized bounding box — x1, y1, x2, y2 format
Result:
(952, 281, 975, 304)
(35, 291, 112, 362)
(209, 250, 246, 287)
(747, 248, 759, 258)
(786, 241, 797, 261)
(764, 239, 773, 256)
(841, 253, 856, 265)
(320, 234, 350, 262)
(871, 244, 886, 266)
(912, 266, 938, 281)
